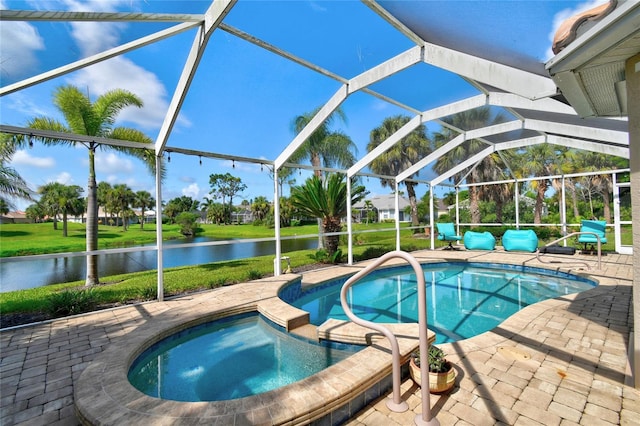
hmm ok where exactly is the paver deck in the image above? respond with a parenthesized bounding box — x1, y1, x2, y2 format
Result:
(1, 249, 639, 425)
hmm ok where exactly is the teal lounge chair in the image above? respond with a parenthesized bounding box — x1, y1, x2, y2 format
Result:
(578, 220, 607, 251)
(436, 222, 462, 250)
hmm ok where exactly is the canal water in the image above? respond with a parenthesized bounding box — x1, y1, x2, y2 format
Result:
(1, 237, 316, 292)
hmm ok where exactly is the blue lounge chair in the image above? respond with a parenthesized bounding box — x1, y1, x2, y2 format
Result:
(463, 231, 496, 250)
(578, 220, 607, 251)
(436, 222, 462, 250)
(502, 229, 538, 252)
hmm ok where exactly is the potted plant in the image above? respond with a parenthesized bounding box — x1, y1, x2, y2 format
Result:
(409, 345, 456, 393)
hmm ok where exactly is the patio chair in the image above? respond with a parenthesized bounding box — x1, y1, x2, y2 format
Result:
(436, 222, 462, 250)
(578, 220, 607, 252)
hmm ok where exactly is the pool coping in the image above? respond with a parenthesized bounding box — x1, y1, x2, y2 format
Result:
(74, 254, 605, 425)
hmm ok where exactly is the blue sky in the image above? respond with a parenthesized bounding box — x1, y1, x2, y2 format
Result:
(1, 0, 604, 211)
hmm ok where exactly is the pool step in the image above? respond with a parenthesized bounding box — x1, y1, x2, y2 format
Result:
(289, 324, 319, 342)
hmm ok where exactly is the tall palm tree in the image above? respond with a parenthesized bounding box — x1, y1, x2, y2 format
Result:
(290, 106, 357, 247)
(433, 107, 507, 225)
(367, 115, 431, 230)
(290, 107, 357, 178)
(133, 190, 155, 230)
(519, 144, 565, 224)
(290, 174, 366, 257)
(13, 85, 157, 285)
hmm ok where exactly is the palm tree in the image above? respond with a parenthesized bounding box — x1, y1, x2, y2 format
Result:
(110, 184, 135, 230)
(290, 174, 366, 257)
(133, 190, 155, 229)
(433, 107, 507, 225)
(251, 196, 271, 222)
(0, 136, 33, 209)
(367, 115, 431, 230)
(13, 85, 157, 285)
(289, 107, 357, 178)
(38, 182, 84, 236)
(574, 151, 627, 222)
(363, 199, 374, 224)
(518, 144, 565, 224)
(96, 182, 113, 225)
(290, 106, 358, 247)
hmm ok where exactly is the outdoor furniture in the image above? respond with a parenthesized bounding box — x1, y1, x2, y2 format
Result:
(463, 231, 496, 250)
(578, 220, 607, 251)
(436, 222, 462, 250)
(502, 229, 538, 252)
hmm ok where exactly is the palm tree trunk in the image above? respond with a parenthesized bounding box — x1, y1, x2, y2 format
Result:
(62, 211, 68, 237)
(534, 181, 547, 224)
(601, 177, 612, 223)
(406, 182, 420, 232)
(570, 181, 580, 219)
(140, 207, 145, 229)
(311, 153, 324, 248)
(85, 146, 99, 286)
(469, 186, 481, 225)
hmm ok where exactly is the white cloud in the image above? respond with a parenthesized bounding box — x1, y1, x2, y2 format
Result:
(0, 8, 45, 81)
(53, 171, 74, 185)
(11, 150, 55, 168)
(546, 0, 608, 60)
(69, 58, 171, 131)
(92, 152, 134, 174)
(2, 92, 54, 117)
(181, 183, 201, 199)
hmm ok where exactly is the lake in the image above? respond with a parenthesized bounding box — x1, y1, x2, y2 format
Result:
(0, 237, 316, 292)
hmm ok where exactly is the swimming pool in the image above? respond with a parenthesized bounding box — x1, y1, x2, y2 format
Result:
(128, 313, 362, 401)
(281, 262, 596, 344)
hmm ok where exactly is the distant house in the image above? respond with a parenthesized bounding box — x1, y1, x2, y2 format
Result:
(354, 194, 411, 223)
(0, 211, 30, 224)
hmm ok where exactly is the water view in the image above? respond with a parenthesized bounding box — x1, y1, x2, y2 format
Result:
(1, 237, 316, 292)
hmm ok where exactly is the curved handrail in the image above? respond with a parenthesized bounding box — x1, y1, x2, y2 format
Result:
(339, 250, 439, 425)
(536, 231, 602, 270)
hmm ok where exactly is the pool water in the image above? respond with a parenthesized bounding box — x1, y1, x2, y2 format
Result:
(287, 262, 595, 344)
(128, 313, 362, 401)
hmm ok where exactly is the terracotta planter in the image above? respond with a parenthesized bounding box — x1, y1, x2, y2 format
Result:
(409, 357, 456, 394)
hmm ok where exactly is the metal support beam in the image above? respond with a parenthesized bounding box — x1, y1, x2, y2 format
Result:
(155, 0, 236, 155)
(0, 22, 199, 96)
(422, 42, 558, 100)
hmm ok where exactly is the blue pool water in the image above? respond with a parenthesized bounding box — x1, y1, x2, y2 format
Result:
(282, 262, 596, 344)
(128, 313, 362, 401)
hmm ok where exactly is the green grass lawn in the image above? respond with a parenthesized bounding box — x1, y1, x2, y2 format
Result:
(0, 221, 434, 319)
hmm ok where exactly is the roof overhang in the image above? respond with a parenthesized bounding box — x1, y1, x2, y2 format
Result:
(545, 1, 640, 118)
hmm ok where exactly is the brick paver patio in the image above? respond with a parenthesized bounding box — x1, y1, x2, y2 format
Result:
(1, 249, 639, 425)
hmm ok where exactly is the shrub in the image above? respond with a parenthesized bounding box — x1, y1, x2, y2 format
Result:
(140, 286, 157, 301)
(46, 288, 98, 317)
(355, 246, 388, 261)
(247, 270, 263, 280)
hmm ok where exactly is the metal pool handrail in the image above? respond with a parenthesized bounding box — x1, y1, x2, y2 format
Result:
(339, 250, 440, 426)
(536, 231, 602, 270)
